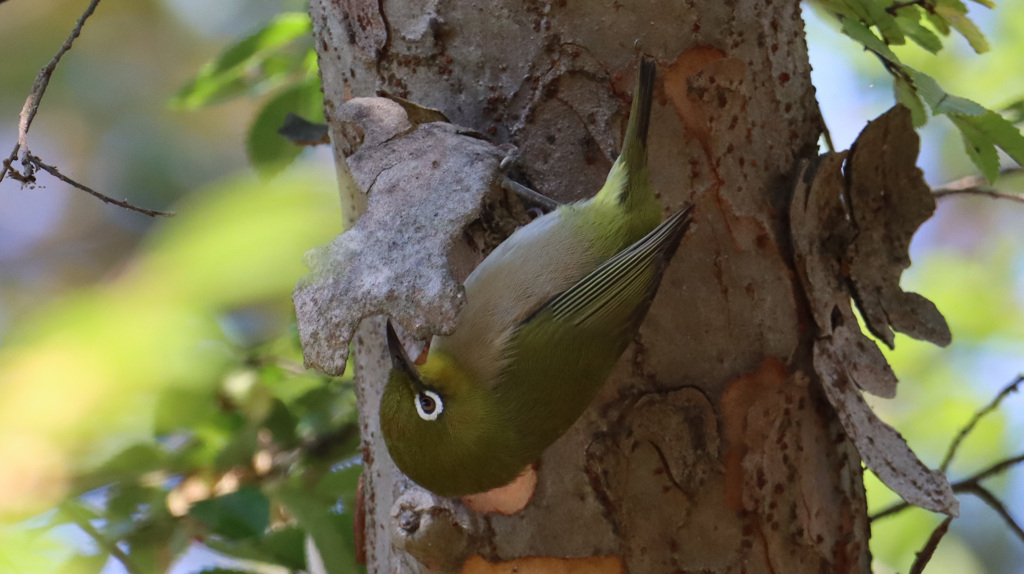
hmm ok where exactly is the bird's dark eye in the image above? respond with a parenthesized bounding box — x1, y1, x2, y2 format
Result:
(414, 390, 443, 421)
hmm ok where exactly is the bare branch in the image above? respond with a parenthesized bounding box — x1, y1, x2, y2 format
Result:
(958, 483, 1024, 545)
(26, 154, 174, 218)
(964, 452, 1024, 484)
(908, 516, 952, 574)
(0, 0, 103, 184)
(941, 375, 1024, 471)
(931, 167, 1024, 205)
(935, 167, 1023, 191)
(933, 188, 1024, 205)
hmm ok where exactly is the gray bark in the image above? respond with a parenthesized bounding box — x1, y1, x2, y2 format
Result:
(308, 1, 873, 572)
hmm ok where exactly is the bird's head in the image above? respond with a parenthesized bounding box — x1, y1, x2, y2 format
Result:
(379, 320, 512, 496)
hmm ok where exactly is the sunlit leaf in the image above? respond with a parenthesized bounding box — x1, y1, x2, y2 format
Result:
(950, 111, 1024, 181)
(820, 0, 905, 44)
(907, 69, 987, 116)
(171, 13, 313, 109)
(895, 14, 943, 53)
(924, 9, 953, 35)
(894, 76, 928, 127)
(840, 17, 901, 63)
(935, 0, 991, 53)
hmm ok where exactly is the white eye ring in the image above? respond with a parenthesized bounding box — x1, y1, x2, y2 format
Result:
(414, 390, 444, 421)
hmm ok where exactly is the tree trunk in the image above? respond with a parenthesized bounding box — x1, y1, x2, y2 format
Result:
(309, 0, 872, 572)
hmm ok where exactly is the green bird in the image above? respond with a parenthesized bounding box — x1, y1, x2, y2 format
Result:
(380, 57, 693, 497)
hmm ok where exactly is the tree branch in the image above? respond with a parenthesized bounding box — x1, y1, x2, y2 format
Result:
(931, 167, 1024, 205)
(24, 154, 174, 218)
(908, 516, 952, 574)
(941, 375, 1024, 472)
(957, 483, 1024, 545)
(0, 0, 167, 217)
(933, 188, 1024, 205)
(0, 0, 102, 184)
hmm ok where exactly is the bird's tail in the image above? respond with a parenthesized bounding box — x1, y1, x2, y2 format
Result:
(595, 56, 656, 211)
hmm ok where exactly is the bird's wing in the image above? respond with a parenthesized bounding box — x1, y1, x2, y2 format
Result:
(525, 205, 693, 332)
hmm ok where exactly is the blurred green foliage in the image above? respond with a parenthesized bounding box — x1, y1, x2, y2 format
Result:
(0, 172, 362, 573)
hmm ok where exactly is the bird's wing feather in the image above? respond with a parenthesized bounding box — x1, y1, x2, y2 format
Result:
(527, 205, 693, 331)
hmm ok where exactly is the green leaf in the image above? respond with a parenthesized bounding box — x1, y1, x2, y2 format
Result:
(924, 9, 952, 35)
(274, 485, 359, 574)
(247, 78, 325, 176)
(195, 569, 262, 574)
(840, 17, 901, 63)
(190, 487, 270, 540)
(844, 0, 906, 44)
(895, 14, 943, 53)
(949, 111, 1024, 182)
(906, 69, 987, 116)
(204, 526, 307, 570)
(935, 0, 990, 53)
(894, 77, 928, 127)
(171, 13, 313, 109)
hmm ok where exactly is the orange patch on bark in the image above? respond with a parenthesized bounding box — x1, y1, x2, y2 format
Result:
(462, 465, 536, 515)
(460, 555, 623, 574)
(719, 357, 789, 510)
(662, 46, 725, 158)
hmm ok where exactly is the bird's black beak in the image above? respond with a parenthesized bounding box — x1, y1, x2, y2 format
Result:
(386, 320, 422, 383)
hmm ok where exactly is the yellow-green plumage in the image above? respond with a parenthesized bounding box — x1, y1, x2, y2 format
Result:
(380, 58, 693, 497)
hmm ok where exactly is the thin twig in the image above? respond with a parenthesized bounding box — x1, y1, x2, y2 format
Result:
(941, 375, 1024, 471)
(59, 500, 143, 574)
(0, 0, 103, 184)
(959, 483, 1024, 544)
(931, 166, 1024, 205)
(26, 154, 174, 218)
(908, 516, 952, 574)
(935, 167, 1023, 191)
(501, 178, 561, 211)
(964, 452, 1024, 484)
(933, 188, 1024, 205)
